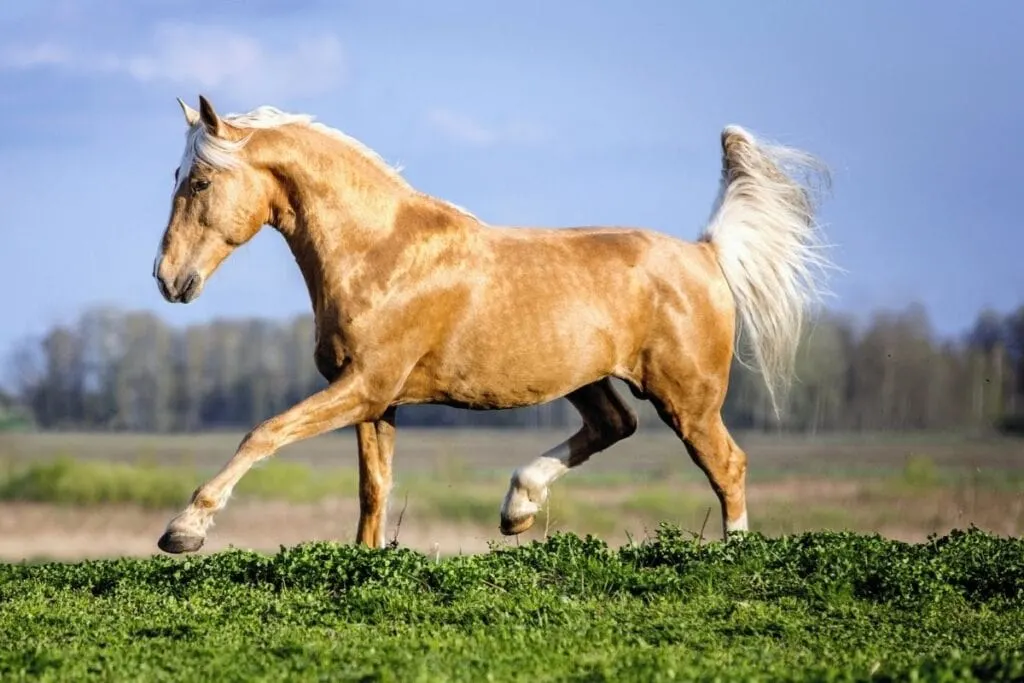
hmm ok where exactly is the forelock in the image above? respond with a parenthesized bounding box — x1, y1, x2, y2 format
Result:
(175, 124, 251, 190)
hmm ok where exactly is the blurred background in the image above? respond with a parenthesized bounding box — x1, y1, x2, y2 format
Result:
(1, 1, 1022, 560)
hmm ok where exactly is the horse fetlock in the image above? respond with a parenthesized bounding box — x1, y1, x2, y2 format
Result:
(512, 465, 550, 499)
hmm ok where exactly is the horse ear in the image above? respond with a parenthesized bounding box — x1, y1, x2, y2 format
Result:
(197, 94, 224, 137)
(176, 97, 200, 127)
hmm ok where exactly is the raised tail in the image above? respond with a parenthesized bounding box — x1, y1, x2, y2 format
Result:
(701, 125, 838, 420)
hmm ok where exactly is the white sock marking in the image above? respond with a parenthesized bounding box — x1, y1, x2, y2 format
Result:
(726, 510, 749, 533)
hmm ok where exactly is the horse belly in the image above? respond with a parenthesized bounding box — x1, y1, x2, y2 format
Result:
(430, 300, 637, 409)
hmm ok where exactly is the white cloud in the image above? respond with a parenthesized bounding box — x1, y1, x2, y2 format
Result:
(0, 22, 345, 102)
(427, 108, 549, 147)
(0, 42, 73, 69)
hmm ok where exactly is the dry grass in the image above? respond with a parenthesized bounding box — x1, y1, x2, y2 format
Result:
(0, 428, 1022, 561)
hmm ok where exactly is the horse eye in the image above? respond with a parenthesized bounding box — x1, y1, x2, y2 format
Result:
(191, 179, 211, 194)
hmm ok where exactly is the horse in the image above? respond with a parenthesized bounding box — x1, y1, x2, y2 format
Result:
(152, 94, 835, 554)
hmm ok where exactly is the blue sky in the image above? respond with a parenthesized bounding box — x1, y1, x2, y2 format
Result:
(1, 0, 1022, 360)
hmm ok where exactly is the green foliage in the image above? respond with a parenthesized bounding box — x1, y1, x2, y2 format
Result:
(1, 526, 1022, 681)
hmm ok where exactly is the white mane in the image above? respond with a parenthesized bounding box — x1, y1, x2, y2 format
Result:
(176, 105, 477, 219)
(176, 106, 408, 189)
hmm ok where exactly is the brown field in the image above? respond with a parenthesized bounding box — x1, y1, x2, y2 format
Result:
(1, 427, 1022, 561)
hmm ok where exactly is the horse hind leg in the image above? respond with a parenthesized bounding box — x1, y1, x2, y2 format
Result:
(648, 380, 749, 539)
(686, 415, 749, 537)
(499, 377, 638, 535)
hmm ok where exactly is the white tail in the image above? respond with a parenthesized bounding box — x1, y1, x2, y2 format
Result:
(701, 125, 838, 420)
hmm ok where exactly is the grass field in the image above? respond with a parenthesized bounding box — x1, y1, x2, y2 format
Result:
(1, 429, 1022, 680)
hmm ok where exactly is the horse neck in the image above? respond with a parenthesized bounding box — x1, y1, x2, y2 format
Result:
(260, 128, 412, 314)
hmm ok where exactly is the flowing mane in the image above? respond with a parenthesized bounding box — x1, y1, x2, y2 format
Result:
(177, 105, 408, 187)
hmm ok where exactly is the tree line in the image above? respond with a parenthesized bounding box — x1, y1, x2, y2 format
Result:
(5, 302, 1024, 434)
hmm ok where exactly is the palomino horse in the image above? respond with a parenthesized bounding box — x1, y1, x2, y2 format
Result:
(152, 95, 835, 554)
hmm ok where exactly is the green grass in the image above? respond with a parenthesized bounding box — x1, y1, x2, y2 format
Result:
(0, 457, 362, 509)
(1, 526, 1023, 681)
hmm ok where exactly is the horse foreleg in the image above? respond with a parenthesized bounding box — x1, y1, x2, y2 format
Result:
(355, 407, 397, 548)
(157, 369, 384, 554)
(499, 378, 638, 535)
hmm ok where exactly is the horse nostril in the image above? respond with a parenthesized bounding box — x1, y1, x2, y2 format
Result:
(179, 271, 201, 302)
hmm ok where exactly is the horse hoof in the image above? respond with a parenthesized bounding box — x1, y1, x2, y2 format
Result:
(499, 513, 535, 536)
(157, 530, 205, 554)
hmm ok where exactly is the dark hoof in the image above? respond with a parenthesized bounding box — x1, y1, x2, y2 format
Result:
(499, 513, 535, 536)
(157, 530, 205, 554)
